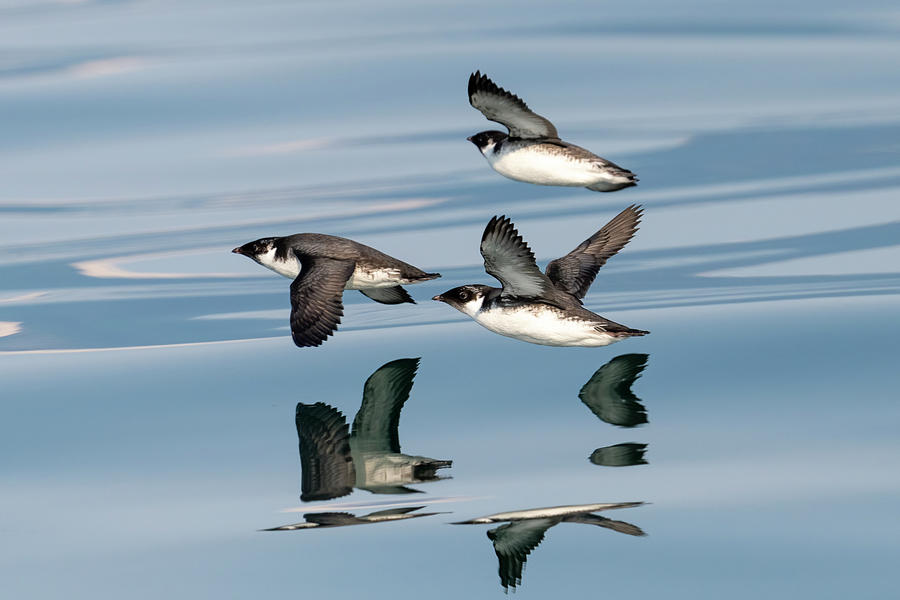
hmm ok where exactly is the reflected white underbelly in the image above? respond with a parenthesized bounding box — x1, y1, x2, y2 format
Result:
(474, 305, 619, 347)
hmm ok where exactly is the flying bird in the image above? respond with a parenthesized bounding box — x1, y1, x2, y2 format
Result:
(467, 71, 637, 192)
(433, 205, 648, 346)
(233, 234, 440, 347)
(295, 358, 452, 502)
(454, 502, 646, 591)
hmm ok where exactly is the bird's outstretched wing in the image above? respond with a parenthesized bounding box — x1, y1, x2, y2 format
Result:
(590, 442, 649, 467)
(351, 358, 420, 454)
(468, 71, 558, 139)
(289, 253, 355, 347)
(364, 506, 427, 518)
(579, 354, 649, 427)
(481, 216, 559, 302)
(295, 402, 355, 502)
(562, 513, 647, 537)
(487, 518, 558, 592)
(545, 205, 642, 300)
(302, 512, 361, 527)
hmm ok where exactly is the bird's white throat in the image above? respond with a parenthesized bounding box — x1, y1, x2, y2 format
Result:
(255, 247, 300, 279)
(479, 140, 498, 157)
(456, 295, 485, 318)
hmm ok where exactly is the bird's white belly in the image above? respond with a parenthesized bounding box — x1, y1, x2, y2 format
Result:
(260, 255, 398, 290)
(356, 453, 418, 487)
(344, 267, 403, 290)
(474, 306, 619, 347)
(489, 147, 602, 186)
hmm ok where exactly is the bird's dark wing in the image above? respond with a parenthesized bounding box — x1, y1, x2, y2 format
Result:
(545, 205, 642, 300)
(303, 512, 360, 527)
(487, 518, 557, 592)
(590, 442, 649, 467)
(359, 484, 424, 495)
(295, 402, 355, 502)
(358, 286, 415, 305)
(579, 354, 649, 427)
(364, 506, 426, 518)
(289, 253, 355, 347)
(562, 513, 647, 537)
(468, 71, 558, 139)
(481, 216, 559, 301)
(350, 358, 420, 453)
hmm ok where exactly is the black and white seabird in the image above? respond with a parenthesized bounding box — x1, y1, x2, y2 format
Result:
(294, 358, 452, 502)
(433, 205, 648, 347)
(260, 506, 439, 531)
(232, 234, 440, 347)
(467, 71, 637, 192)
(453, 502, 646, 591)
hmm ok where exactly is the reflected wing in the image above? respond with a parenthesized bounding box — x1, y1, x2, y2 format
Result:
(481, 216, 558, 300)
(469, 71, 558, 139)
(359, 484, 423, 495)
(545, 205, 642, 300)
(289, 253, 355, 347)
(364, 506, 426, 518)
(590, 442, 648, 467)
(350, 358, 420, 453)
(303, 512, 360, 527)
(579, 354, 649, 427)
(487, 518, 557, 591)
(259, 522, 317, 531)
(563, 513, 647, 537)
(295, 402, 355, 502)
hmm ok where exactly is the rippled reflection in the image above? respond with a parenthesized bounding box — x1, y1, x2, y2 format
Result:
(580, 354, 651, 469)
(579, 354, 649, 427)
(590, 442, 648, 467)
(261, 506, 440, 531)
(454, 502, 646, 592)
(295, 357, 452, 501)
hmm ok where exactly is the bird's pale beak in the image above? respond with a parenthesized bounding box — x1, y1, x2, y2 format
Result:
(432, 295, 444, 302)
(232, 247, 243, 254)
(466, 135, 474, 142)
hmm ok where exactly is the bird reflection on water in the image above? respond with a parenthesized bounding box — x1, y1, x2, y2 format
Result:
(261, 506, 441, 531)
(294, 357, 452, 501)
(579, 353, 650, 428)
(580, 353, 651, 467)
(454, 502, 646, 592)
(590, 442, 649, 467)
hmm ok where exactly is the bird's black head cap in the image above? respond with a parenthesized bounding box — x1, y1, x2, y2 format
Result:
(467, 130, 508, 151)
(232, 237, 279, 259)
(432, 284, 492, 308)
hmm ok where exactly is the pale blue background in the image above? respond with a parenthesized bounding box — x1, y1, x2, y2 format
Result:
(1, 0, 899, 597)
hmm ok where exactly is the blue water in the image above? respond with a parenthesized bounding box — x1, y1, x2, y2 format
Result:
(2, 1, 899, 597)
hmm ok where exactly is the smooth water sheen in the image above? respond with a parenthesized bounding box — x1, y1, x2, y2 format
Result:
(1, 1, 899, 597)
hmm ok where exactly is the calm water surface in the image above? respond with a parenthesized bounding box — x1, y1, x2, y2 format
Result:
(2, 1, 899, 597)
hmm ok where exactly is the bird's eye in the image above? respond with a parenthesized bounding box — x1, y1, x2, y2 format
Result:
(458, 290, 470, 301)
